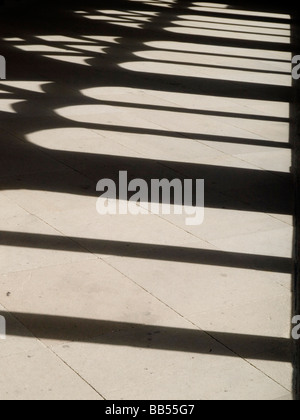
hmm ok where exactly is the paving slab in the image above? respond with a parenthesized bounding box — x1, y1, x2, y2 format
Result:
(52, 328, 289, 400)
(0, 347, 102, 400)
(0, 259, 197, 347)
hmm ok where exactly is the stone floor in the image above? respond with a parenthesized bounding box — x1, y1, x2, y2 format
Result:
(0, 0, 296, 400)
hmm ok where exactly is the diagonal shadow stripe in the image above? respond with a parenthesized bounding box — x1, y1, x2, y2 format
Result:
(0, 231, 293, 274)
(0, 311, 292, 363)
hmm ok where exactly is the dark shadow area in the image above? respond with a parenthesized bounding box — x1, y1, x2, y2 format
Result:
(1, 311, 292, 363)
(0, 230, 293, 273)
(0, 142, 293, 213)
(0, 0, 294, 215)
